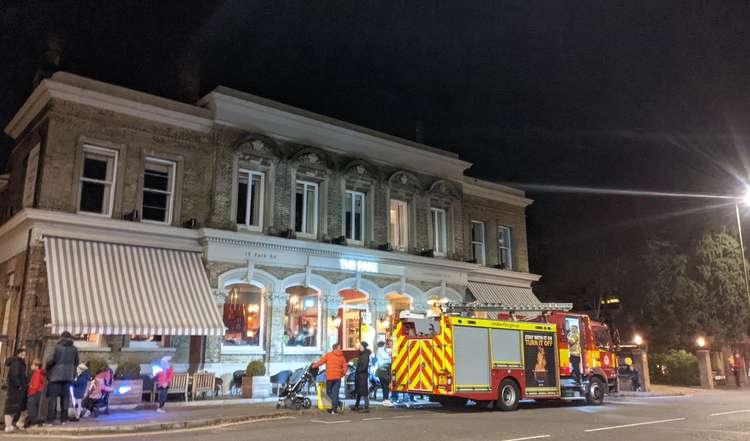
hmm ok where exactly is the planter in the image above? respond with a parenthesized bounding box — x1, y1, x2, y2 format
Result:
(241, 375, 271, 398)
(109, 379, 144, 405)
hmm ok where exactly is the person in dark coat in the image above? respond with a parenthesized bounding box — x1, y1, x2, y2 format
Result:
(4, 348, 28, 432)
(45, 331, 79, 425)
(350, 341, 371, 413)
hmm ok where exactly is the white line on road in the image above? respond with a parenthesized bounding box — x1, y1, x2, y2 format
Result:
(710, 409, 750, 417)
(584, 417, 686, 432)
(311, 419, 351, 424)
(362, 417, 384, 421)
(501, 435, 551, 441)
(393, 415, 412, 419)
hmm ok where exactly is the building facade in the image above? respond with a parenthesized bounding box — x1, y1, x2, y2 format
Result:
(0, 72, 538, 381)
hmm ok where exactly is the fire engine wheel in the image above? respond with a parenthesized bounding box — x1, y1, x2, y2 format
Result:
(496, 379, 520, 411)
(586, 377, 605, 405)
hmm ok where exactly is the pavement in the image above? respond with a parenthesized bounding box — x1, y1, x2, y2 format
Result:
(6, 386, 750, 440)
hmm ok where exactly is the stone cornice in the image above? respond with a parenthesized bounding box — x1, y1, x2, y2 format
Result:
(462, 177, 533, 208)
(5, 73, 213, 139)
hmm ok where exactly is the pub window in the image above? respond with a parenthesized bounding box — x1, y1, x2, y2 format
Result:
(389, 199, 408, 251)
(431, 207, 447, 256)
(223, 285, 263, 347)
(284, 286, 319, 348)
(294, 181, 318, 237)
(142, 158, 176, 224)
(236, 170, 265, 230)
(78, 145, 117, 216)
(471, 220, 486, 265)
(345, 190, 365, 242)
(129, 335, 167, 349)
(498, 225, 513, 270)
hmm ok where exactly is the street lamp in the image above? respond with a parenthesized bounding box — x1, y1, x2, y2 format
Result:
(735, 188, 750, 311)
(633, 334, 643, 346)
(696, 336, 706, 348)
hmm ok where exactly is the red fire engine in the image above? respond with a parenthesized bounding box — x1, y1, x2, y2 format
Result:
(390, 302, 617, 410)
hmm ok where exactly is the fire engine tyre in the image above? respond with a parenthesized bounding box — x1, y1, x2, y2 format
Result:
(586, 377, 605, 405)
(496, 379, 520, 411)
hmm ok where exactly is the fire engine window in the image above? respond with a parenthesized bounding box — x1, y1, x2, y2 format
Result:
(594, 328, 613, 350)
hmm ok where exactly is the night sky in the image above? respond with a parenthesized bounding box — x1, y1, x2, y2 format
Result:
(3, 1, 750, 304)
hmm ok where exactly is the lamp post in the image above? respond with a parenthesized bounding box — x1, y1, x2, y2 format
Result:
(736, 189, 750, 310)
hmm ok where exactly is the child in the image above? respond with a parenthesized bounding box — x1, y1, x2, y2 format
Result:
(71, 363, 90, 419)
(81, 368, 113, 418)
(154, 356, 174, 413)
(26, 359, 44, 427)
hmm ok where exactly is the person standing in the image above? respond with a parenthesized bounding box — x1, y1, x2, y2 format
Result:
(154, 356, 174, 413)
(311, 343, 348, 415)
(375, 341, 392, 405)
(733, 351, 743, 388)
(26, 359, 44, 427)
(568, 325, 582, 385)
(4, 348, 28, 432)
(351, 341, 371, 413)
(71, 363, 90, 419)
(45, 331, 80, 425)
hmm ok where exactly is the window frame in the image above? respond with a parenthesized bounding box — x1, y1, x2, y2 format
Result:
(471, 220, 486, 265)
(431, 207, 448, 256)
(345, 190, 366, 244)
(141, 157, 177, 225)
(294, 180, 319, 238)
(77, 145, 118, 218)
(236, 169, 266, 232)
(283, 291, 322, 354)
(221, 284, 266, 353)
(498, 225, 513, 270)
(389, 199, 409, 251)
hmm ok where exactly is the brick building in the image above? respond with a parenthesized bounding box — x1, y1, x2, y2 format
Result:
(0, 72, 538, 380)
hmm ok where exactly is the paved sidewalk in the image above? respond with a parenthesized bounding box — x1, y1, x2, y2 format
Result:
(24, 402, 297, 436)
(611, 384, 702, 398)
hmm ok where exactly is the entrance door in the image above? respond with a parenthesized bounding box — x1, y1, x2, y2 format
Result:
(408, 340, 434, 392)
(188, 336, 204, 374)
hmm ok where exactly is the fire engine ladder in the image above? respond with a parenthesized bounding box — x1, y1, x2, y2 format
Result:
(441, 302, 573, 314)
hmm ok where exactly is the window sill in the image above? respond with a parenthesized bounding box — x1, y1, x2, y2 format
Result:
(142, 219, 172, 226)
(237, 225, 264, 233)
(296, 232, 317, 240)
(121, 347, 176, 353)
(221, 345, 266, 355)
(76, 211, 112, 219)
(74, 345, 111, 353)
(283, 347, 323, 355)
(345, 240, 364, 247)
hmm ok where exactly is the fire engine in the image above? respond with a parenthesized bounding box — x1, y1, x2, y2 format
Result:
(390, 302, 618, 410)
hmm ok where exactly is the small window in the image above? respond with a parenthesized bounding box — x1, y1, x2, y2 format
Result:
(284, 286, 320, 348)
(142, 158, 176, 224)
(223, 285, 263, 347)
(129, 335, 167, 349)
(389, 199, 408, 251)
(78, 146, 117, 216)
(471, 221, 486, 265)
(236, 170, 265, 230)
(345, 190, 366, 242)
(294, 181, 318, 236)
(498, 225, 513, 270)
(431, 208, 447, 256)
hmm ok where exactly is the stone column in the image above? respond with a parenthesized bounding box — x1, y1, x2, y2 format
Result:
(204, 290, 225, 364)
(697, 349, 714, 389)
(321, 294, 342, 351)
(633, 348, 651, 392)
(266, 291, 288, 363)
(369, 297, 388, 344)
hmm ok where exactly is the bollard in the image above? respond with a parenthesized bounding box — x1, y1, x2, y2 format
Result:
(696, 349, 714, 389)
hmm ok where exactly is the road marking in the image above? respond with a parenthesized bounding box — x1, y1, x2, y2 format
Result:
(584, 417, 686, 432)
(17, 416, 296, 439)
(362, 417, 384, 421)
(311, 419, 351, 424)
(393, 415, 412, 419)
(501, 435, 551, 441)
(710, 409, 750, 417)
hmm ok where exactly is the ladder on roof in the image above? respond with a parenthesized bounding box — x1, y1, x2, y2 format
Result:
(441, 302, 573, 314)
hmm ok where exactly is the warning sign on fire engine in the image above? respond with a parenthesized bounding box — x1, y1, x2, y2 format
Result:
(523, 331, 560, 396)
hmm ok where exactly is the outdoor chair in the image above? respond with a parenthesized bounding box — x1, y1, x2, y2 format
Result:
(230, 370, 244, 396)
(140, 374, 155, 402)
(270, 370, 292, 396)
(191, 372, 216, 400)
(152, 372, 189, 402)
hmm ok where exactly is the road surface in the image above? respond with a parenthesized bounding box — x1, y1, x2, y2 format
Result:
(9, 390, 750, 441)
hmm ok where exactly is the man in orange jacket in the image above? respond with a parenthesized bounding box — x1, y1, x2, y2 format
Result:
(312, 343, 348, 414)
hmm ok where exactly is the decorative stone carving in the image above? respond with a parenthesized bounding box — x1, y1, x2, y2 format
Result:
(251, 139, 266, 152)
(429, 179, 460, 199)
(388, 170, 421, 190)
(301, 153, 320, 164)
(355, 165, 366, 176)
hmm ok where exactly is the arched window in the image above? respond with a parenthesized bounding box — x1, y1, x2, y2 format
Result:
(284, 286, 320, 348)
(223, 284, 263, 347)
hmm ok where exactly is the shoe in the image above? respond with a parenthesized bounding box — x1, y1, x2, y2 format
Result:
(82, 410, 91, 418)
(382, 399, 393, 407)
(4, 426, 14, 433)
(156, 408, 166, 413)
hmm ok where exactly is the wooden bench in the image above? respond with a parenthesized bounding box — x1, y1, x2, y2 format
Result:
(152, 372, 189, 402)
(191, 372, 216, 400)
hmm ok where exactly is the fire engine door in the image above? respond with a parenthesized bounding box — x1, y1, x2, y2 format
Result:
(408, 340, 434, 392)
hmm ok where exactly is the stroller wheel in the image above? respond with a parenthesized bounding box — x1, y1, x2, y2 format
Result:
(302, 397, 312, 409)
(276, 402, 281, 409)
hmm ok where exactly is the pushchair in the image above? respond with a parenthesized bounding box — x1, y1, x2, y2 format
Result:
(276, 365, 317, 410)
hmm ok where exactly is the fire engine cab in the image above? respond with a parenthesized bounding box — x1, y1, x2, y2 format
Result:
(391, 302, 617, 411)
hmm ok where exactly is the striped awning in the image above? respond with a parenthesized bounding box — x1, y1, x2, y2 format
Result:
(467, 281, 541, 305)
(44, 237, 225, 336)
